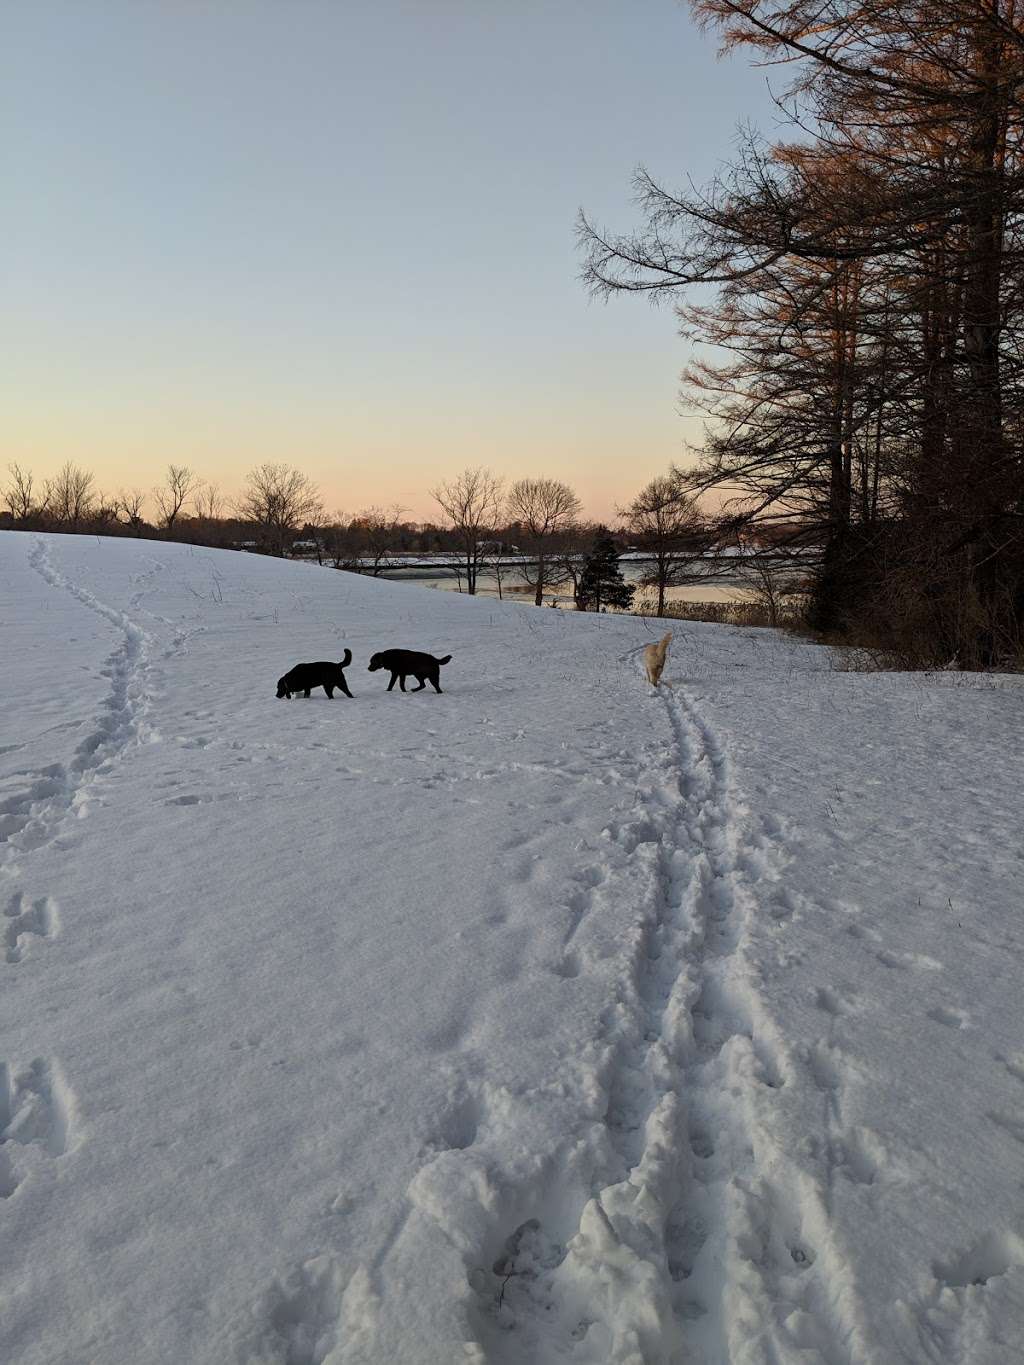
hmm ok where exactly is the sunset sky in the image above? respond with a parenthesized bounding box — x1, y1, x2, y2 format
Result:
(6, 1, 775, 522)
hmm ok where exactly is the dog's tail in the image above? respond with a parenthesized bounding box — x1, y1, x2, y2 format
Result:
(339, 648, 352, 668)
(436, 655, 452, 666)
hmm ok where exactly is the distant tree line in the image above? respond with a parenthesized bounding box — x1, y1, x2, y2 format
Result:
(579, 0, 1024, 667)
(2, 457, 726, 615)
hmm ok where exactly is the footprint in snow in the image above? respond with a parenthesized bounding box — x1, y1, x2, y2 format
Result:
(0, 1056, 78, 1182)
(927, 1005, 970, 1030)
(478, 1218, 567, 1324)
(421, 1090, 481, 1156)
(4, 892, 59, 964)
(986, 1111, 1024, 1145)
(994, 1052, 1024, 1085)
(875, 948, 943, 972)
(933, 1230, 1024, 1288)
(815, 985, 853, 1017)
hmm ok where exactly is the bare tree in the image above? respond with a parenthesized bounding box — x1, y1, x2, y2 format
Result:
(550, 522, 595, 608)
(236, 463, 323, 557)
(296, 508, 332, 565)
(323, 512, 357, 570)
(737, 554, 809, 629)
(153, 464, 199, 533)
(506, 478, 582, 605)
(45, 463, 95, 528)
(3, 464, 40, 522)
(194, 481, 225, 523)
(117, 489, 148, 536)
(91, 496, 120, 533)
(351, 505, 406, 575)
(431, 467, 505, 595)
(621, 472, 705, 617)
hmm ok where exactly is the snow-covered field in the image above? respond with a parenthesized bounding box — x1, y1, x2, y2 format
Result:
(1, 532, 1022, 1365)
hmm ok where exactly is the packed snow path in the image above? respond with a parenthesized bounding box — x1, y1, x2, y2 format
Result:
(1, 533, 1022, 1364)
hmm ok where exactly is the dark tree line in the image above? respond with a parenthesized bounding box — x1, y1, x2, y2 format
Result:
(3, 456, 716, 616)
(581, 0, 1024, 666)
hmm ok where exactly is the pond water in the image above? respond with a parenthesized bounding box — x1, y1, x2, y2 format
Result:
(377, 560, 750, 607)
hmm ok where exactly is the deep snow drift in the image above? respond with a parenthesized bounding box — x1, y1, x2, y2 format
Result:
(1, 532, 1022, 1365)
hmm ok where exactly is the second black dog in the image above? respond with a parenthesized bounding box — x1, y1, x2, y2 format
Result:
(277, 649, 354, 699)
(367, 649, 451, 693)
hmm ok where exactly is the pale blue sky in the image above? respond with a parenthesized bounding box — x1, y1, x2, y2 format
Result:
(5, 1, 776, 519)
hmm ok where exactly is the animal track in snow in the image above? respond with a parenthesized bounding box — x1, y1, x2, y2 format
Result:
(875, 948, 943, 972)
(995, 1052, 1024, 1085)
(927, 1005, 970, 1030)
(665, 1203, 710, 1287)
(421, 1090, 482, 1155)
(815, 985, 850, 1017)
(934, 1230, 1024, 1288)
(769, 886, 798, 921)
(832, 1126, 887, 1186)
(253, 1255, 348, 1365)
(4, 891, 59, 963)
(910, 1228, 1024, 1359)
(845, 921, 882, 944)
(808, 1041, 847, 1096)
(551, 951, 581, 979)
(986, 1110, 1024, 1144)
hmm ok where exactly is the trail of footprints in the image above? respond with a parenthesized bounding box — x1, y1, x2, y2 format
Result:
(470, 682, 1001, 1362)
(0, 540, 150, 867)
(0, 544, 103, 1219)
(470, 683, 836, 1359)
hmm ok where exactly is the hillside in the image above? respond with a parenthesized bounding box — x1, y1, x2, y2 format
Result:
(1, 532, 1022, 1364)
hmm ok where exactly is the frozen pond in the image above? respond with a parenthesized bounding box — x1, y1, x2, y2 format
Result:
(376, 558, 753, 606)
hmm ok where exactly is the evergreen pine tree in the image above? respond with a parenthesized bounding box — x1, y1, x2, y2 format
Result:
(578, 530, 635, 613)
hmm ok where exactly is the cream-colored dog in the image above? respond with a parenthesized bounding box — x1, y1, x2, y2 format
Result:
(643, 632, 672, 687)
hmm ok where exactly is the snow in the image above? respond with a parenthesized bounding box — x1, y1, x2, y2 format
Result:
(1, 531, 1022, 1365)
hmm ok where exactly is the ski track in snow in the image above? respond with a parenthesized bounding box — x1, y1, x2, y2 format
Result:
(0, 538, 154, 871)
(465, 676, 880, 1365)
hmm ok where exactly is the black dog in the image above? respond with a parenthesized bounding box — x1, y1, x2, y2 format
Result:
(276, 650, 354, 699)
(367, 649, 451, 693)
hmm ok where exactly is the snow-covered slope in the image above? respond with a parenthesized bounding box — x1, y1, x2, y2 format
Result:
(1, 532, 1022, 1365)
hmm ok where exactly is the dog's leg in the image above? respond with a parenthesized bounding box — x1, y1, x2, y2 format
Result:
(387, 673, 398, 691)
(340, 679, 353, 698)
(399, 675, 407, 691)
(430, 675, 442, 693)
(325, 685, 334, 698)
(412, 676, 427, 691)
